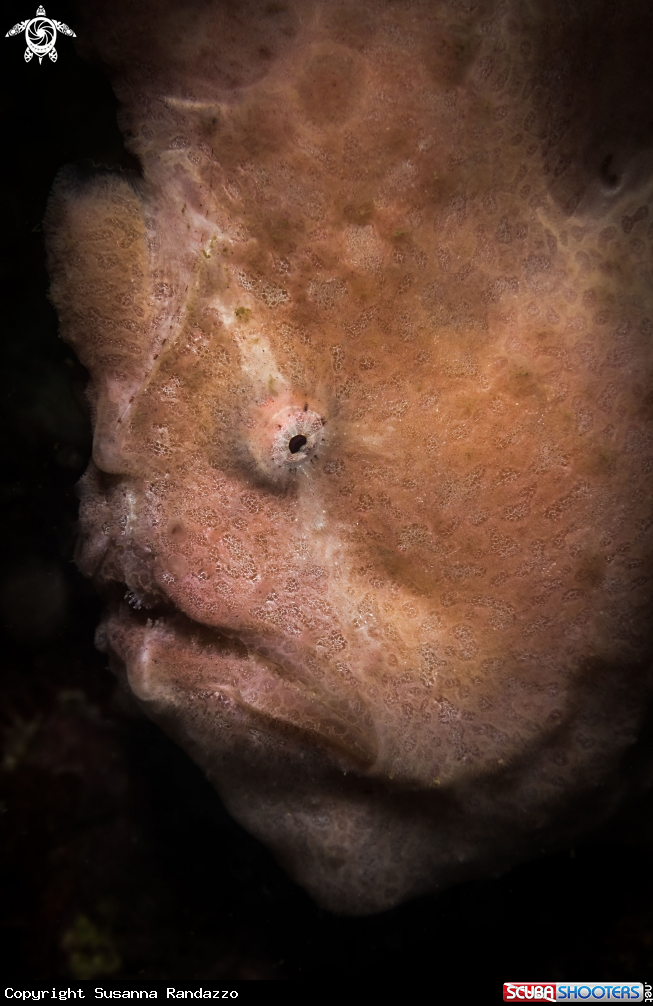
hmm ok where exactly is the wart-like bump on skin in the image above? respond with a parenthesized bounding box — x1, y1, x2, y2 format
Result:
(45, 0, 653, 915)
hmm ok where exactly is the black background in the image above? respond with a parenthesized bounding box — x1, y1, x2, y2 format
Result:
(1, 0, 653, 984)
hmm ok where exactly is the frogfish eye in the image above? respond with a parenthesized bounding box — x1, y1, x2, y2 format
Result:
(288, 434, 308, 454)
(248, 405, 326, 480)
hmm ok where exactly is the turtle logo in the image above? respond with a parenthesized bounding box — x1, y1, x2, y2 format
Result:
(5, 5, 75, 64)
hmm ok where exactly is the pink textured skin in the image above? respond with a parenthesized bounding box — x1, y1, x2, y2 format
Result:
(46, 0, 653, 912)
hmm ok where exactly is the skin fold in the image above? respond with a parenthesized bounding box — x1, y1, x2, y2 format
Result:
(45, 0, 653, 913)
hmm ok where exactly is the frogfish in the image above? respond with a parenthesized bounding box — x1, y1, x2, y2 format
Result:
(45, 0, 653, 913)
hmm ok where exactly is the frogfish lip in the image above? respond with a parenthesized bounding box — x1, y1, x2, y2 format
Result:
(99, 597, 378, 771)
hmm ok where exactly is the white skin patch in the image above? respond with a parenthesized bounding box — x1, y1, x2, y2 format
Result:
(233, 330, 288, 401)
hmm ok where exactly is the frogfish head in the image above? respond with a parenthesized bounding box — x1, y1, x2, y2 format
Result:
(45, 0, 653, 913)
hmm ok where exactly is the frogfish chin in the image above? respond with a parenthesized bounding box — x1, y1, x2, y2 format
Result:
(45, 0, 653, 914)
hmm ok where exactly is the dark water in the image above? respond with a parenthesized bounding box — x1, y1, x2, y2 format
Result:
(2, 0, 653, 982)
